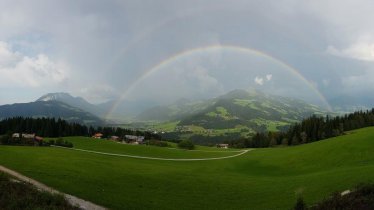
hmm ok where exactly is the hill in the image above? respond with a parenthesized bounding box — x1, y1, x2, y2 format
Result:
(137, 89, 329, 141)
(37, 92, 106, 118)
(179, 89, 326, 129)
(0, 101, 103, 125)
(0, 127, 374, 209)
(38, 92, 156, 120)
(136, 98, 213, 121)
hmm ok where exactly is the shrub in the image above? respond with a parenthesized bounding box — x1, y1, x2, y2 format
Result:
(0, 135, 10, 145)
(294, 183, 374, 210)
(178, 140, 195, 150)
(49, 138, 73, 148)
(48, 139, 55, 145)
(294, 197, 306, 210)
(146, 140, 169, 147)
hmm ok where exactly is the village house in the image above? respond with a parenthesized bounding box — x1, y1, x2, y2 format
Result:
(12, 133, 35, 139)
(92, 133, 103, 139)
(124, 135, 145, 144)
(12, 133, 43, 145)
(110, 136, 119, 141)
(35, 136, 44, 142)
(216, 143, 229, 149)
(11, 133, 20, 138)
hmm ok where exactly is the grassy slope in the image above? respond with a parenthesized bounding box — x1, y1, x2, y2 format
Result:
(0, 127, 373, 209)
(53, 137, 242, 159)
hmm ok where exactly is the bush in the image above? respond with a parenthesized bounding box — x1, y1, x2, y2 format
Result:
(0, 135, 10, 145)
(146, 140, 169, 147)
(294, 183, 374, 210)
(294, 197, 306, 210)
(178, 140, 195, 150)
(49, 138, 73, 148)
(48, 139, 55, 145)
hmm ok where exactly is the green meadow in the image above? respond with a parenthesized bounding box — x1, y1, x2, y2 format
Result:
(0, 127, 374, 209)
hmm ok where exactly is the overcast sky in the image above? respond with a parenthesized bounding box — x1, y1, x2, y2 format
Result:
(1, 0, 374, 109)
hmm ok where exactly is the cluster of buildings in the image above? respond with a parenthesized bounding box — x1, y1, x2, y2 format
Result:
(91, 133, 145, 144)
(175, 126, 192, 133)
(11, 133, 44, 145)
(216, 143, 229, 149)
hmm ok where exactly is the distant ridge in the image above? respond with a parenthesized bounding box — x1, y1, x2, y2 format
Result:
(0, 100, 103, 125)
(137, 89, 329, 133)
(37, 92, 103, 117)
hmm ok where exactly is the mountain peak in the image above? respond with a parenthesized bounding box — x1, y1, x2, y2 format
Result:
(37, 92, 75, 102)
(219, 89, 258, 99)
(35, 92, 102, 117)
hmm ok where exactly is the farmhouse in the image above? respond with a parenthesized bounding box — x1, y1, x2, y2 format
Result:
(12, 133, 36, 139)
(124, 135, 145, 144)
(92, 133, 103, 139)
(35, 136, 43, 142)
(216, 143, 229, 149)
(11, 133, 43, 145)
(11, 133, 20, 138)
(110, 136, 119, 141)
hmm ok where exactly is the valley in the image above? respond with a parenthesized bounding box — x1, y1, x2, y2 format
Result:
(0, 127, 373, 209)
(2, 2, 374, 209)
(0, 89, 331, 144)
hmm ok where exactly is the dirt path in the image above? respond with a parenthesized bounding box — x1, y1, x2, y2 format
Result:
(0, 165, 107, 210)
(52, 146, 251, 161)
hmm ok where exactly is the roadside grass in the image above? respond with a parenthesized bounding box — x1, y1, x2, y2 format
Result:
(0, 173, 79, 210)
(0, 127, 373, 209)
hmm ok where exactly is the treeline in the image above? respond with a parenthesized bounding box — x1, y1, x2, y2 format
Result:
(0, 117, 161, 140)
(228, 108, 374, 148)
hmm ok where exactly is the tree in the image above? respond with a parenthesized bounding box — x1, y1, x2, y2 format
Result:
(269, 138, 277, 147)
(291, 135, 299, 145)
(178, 140, 195, 150)
(0, 135, 10, 145)
(281, 138, 289, 146)
(300, 132, 308, 144)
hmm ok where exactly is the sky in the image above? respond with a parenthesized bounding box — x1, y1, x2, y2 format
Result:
(1, 0, 374, 110)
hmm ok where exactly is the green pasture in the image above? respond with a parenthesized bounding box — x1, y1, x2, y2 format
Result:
(0, 127, 373, 209)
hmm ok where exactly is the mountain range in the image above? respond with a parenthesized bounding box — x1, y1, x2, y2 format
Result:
(136, 89, 329, 141)
(37, 92, 154, 121)
(0, 100, 103, 125)
(0, 90, 330, 133)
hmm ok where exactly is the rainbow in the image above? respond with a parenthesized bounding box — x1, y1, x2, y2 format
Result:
(105, 45, 332, 119)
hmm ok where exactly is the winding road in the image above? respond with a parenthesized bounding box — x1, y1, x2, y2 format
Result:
(52, 146, 252, 161)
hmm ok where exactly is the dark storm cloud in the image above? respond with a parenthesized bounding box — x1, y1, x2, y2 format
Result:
(0, 0, 373, 107)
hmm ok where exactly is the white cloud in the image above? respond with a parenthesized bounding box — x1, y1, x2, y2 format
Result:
(0, 41, 21, 67)
(254, 76, 264, 85)
(255, 74, 273, 85)
(327, 43, 374, 61)
(0, 41, 68, 88)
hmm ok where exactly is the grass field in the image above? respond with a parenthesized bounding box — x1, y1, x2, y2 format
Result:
(0, 127, 374, 209)
(52, 137, 243, 159)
